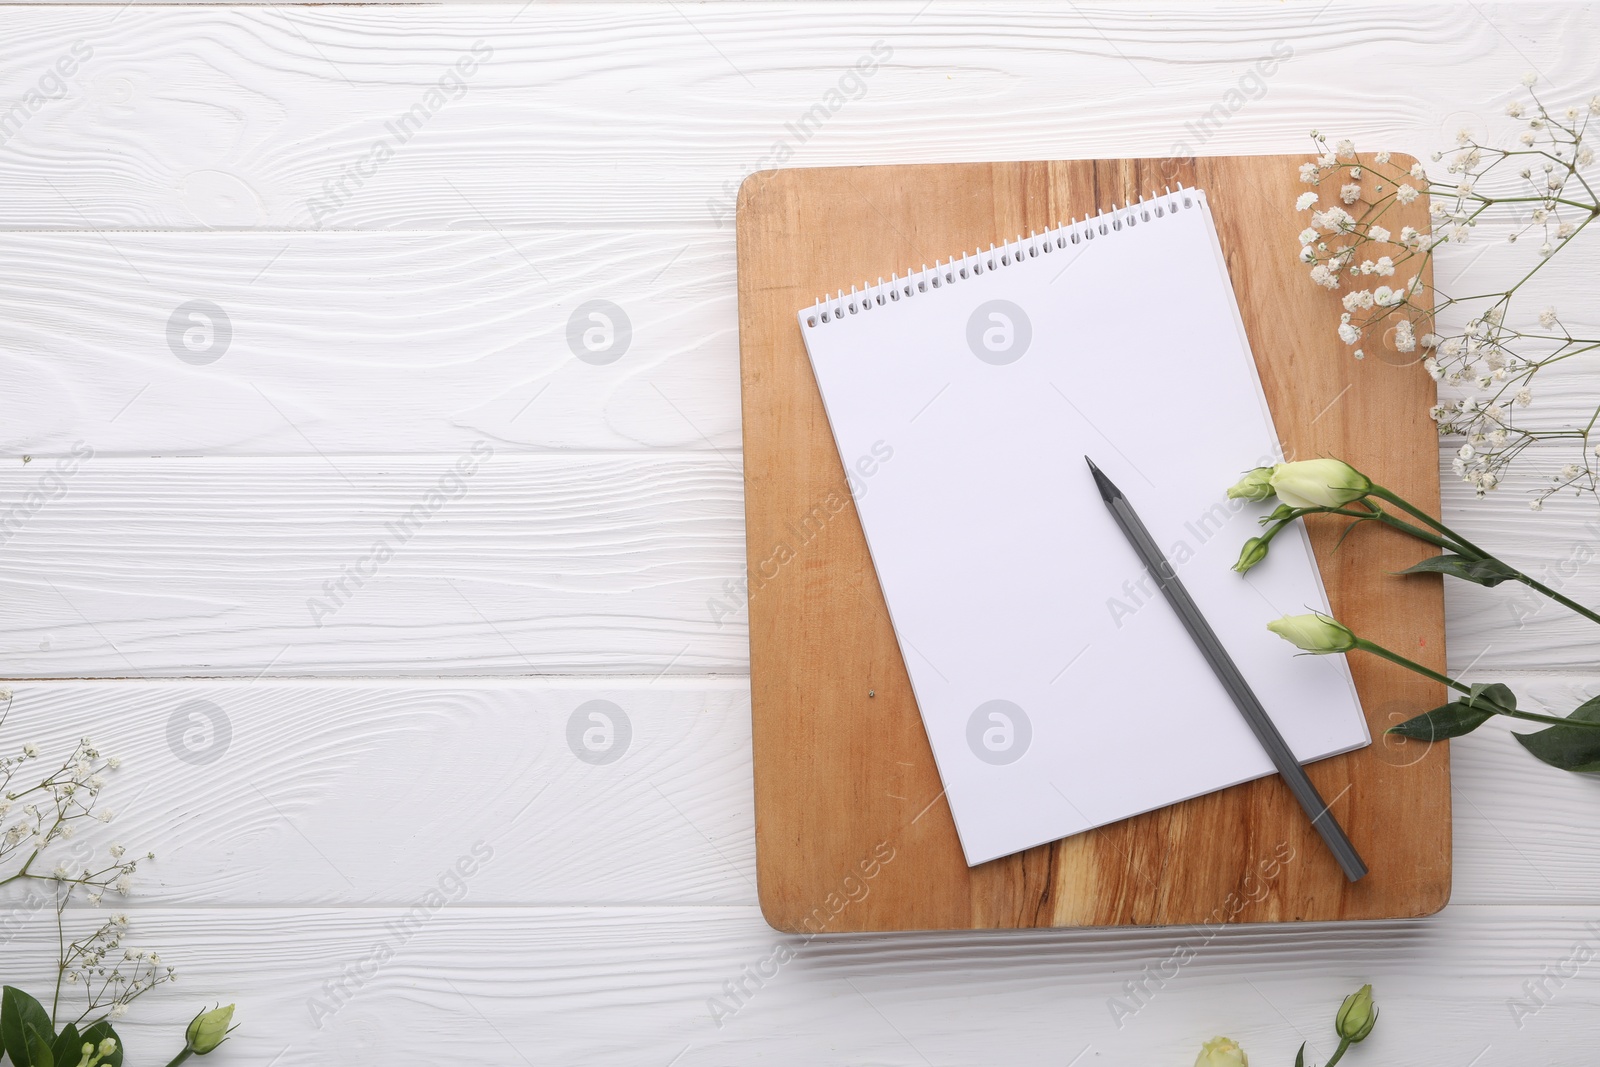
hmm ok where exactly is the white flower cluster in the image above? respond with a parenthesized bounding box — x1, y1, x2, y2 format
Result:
(0, 692, 174, 1024)
(1296, 77, 1600, 506)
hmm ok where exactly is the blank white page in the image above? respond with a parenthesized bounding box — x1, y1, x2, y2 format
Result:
(796, 188, 1369, 866)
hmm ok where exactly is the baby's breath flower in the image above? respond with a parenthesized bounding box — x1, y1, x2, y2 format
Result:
(1296, 192, 1318, 211)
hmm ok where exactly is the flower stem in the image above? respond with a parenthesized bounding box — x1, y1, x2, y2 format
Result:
(1323, 1037, 1354, 1067)
(164, 1050, 194, 1067)
(1365, 486, 1600, 628)
(1352, 638, 1600, 729)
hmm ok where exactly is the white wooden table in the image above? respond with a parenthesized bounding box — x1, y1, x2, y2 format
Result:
(2, 2, 1597, 1063)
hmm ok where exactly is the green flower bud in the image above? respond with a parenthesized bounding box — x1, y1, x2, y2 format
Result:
(1227, 466, 1277, 502)
(1234, 537, 1270, 574)
(185, 1004, 235, 1055)
(1335, 983, 1377, 1042)
(1267, 613, 1358, 654)
(1268, 459, 1373, 509)
(1194, 1035, 1248, 1067)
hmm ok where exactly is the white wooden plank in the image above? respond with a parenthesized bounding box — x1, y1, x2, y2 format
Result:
(1440, 476, 1600, 672)
(0, 231, 740, 456)
(0, 4, 1590, 229)
(0, 455, 749, 676)
(0, 679, 755, 906)
(0, 903, 1594, 1065)
(0, 675, 1594, 908)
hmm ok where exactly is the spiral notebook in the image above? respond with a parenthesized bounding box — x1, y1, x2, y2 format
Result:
(796, 187, 1371, 866)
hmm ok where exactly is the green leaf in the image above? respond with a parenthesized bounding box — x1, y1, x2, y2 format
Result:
(1387, 682, 1518, 741)
(2, 987, 55, 1067)
(23, 1024, 53, 1067)
(49, 1024, 79, 1067)
(1514, 695, 1600, 773)
(1398, 554, 1520, 588)
(78, 1021, 122, 1067)
(1295, 1042, 1306, 1067)
(1388, 701, 1494, 740)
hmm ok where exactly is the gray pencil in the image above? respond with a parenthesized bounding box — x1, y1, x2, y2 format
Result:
(1086, 456, 1368, 883)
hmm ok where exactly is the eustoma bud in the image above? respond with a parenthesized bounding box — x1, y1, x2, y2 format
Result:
(1335, 983, 1378, 1042)
(1266, 613, 1358, 654)
(1226, 466, 1276, 501)
(1233, 537, 1270, 574)
(1194, 1035, 1248, 1067)
(1268, 459, 1373, 509)
(185, 1004, 236, 1055)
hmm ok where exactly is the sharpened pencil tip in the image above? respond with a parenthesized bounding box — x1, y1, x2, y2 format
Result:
(1084, 456, 1120, 502)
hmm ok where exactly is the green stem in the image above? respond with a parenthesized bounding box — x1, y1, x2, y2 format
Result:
(1352, 638, 1600, 729)
(1367, 486, 1491, 555)
(164, 1050, 195, 1067)
(1323, 1037, 1354, 1067)
(1365, 486, 1600, 628)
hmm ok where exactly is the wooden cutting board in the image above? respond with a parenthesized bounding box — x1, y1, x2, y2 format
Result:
(735, 156, 1450, 932)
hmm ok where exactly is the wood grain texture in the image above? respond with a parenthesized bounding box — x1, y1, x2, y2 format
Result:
(0, 5, 1591, 229)
(0, 232, 739, 456)
(0, 904, 1597, 1066)
(0, 680, 755, 906)
(738, 156, 1446, 931)
(0, 456, 748, 676)
(0, 674, 1589, 908)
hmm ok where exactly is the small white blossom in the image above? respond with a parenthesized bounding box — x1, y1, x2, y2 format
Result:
(1340, 183, 1362, 204)
(1396, 184, 1419, 205)
(1296, 192, 1318, 211)
(1393, 319, 1416, 352)
(1338, 322, 1361, 345)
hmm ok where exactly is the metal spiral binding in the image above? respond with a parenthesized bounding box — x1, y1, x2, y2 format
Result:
(801, 186, 1202, 329)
